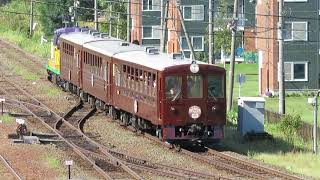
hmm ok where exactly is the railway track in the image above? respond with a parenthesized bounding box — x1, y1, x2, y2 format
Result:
(205, 148, 303, 180)
(55, 97, 224, 179)
(0, 75, 302, 179)
(0, 76, 141, 179)
(118, 120, 303, 180)
(0, 76, 225, 179)
(0, 154, 23, 180)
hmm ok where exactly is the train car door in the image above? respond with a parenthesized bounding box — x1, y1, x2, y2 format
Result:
(104, 58, 112, 104)
(76, 49, 81, 88)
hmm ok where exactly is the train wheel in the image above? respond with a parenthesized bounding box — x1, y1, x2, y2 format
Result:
(120, 112, 129, 126)
(156, 128, 162, 140)
(88, 96, 96, 108)
(110, 106, 118, 120)
(174, 144, 182, 152)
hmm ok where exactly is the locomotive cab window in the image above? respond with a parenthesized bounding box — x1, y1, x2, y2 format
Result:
(165, 76, 182, 100)
(208, 75, 224, 98)
(187, 75, 203, 98)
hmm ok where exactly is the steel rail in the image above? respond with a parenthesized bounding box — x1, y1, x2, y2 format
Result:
(79, 147, 215, 180)
(107, 149, 223, 179)
(0, 155, 23, 180)
(0, 79, 113, 180)
(124, 126, 278, 179)
(206, 148, 303, 180)
(60, 102, 142, 180)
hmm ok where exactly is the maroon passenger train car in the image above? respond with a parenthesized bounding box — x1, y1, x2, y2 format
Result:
(54, 30, 226, 144)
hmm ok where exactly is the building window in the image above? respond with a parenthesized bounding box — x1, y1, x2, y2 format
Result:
(143, 0, 160, 11)
(181, 36, 204, 51)
(142, 26, 161, 39)
(284, 62, 308, 81)
(284, 22, 308, 41)
(182, 5, 204, 21)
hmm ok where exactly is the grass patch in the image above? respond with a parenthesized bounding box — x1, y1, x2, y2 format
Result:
(265, 97, 318, 125)
(44, 154, 60, 170)
(219, 63, 259, 98)
(4, 60, 41, 81)
(0, 29, 51, 59)
(255, 152, 320, 178)
(13, 65, 40, 81)
(40, 85, 61, 97)
(222, 123, 320, 178)
(0, 114, 14, 123)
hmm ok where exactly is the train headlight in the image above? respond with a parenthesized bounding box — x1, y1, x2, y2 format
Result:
(190, 62, 199, 73)
(188, 106, 201, 119)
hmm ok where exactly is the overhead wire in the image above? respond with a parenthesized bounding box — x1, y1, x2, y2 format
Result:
(0, 8, 319, 44)
(1, 1, 319, 44)
(14, 0, 320, 35)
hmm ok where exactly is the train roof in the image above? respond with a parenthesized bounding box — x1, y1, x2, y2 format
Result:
(60, 32, 210, 71)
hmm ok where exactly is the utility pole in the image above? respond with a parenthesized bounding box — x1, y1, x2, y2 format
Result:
(227, 0, 238, 112)
(176, 1, 195, 60)
(208, 0, 214, 64)
(73, 0, 79, 26)
(278, 0, 285, 114)
(94, 0, 98, 31)
(127, 0, 131, 42)
(29, 0, 33, 37)
(117, 13, 120, 38)
(160, 0, 169, 53)
(109, 2, 112, 37)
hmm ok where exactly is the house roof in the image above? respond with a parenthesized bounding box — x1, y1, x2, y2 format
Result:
(60, 32, 208, 71)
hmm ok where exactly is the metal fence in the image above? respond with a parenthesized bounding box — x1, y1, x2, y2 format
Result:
(265, 110, 320, 141)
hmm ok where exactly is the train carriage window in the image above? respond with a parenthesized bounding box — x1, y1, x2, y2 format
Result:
(130, 67, 134, 90)
(147, 72, 152, 96)
(187, 75, 203, 98)
(135, 68, 139, 81)
(114, 64, 121, 86)
(99, 58, 101, 76)
(208, 75, 224, 98)
(134, 68, 138, 91)
(86, 52, 88, 65)
(85, 52, 88, 64)
(165, 76, 182, 100)
(94, 56, 96, 75)
(138, 70, 143, 93)
(126, 66, 129, 79)
(105, 63, 109, 83)
(152, 73, 156, 97)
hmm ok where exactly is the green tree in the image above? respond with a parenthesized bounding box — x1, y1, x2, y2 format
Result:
(213, 0, 242, 55)
(38, 0, 73, 35)
(99, 1, 127, 39)
(0, 0, 29, 34)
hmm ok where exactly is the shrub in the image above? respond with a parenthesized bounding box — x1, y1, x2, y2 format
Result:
(227, 109, 238, 126)
(279, 113, 302, 144)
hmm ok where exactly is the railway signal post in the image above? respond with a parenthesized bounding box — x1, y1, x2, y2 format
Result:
(0, 98, 5, 115)
(65, 160, 73, 179)
(308, 90, 320, 154)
